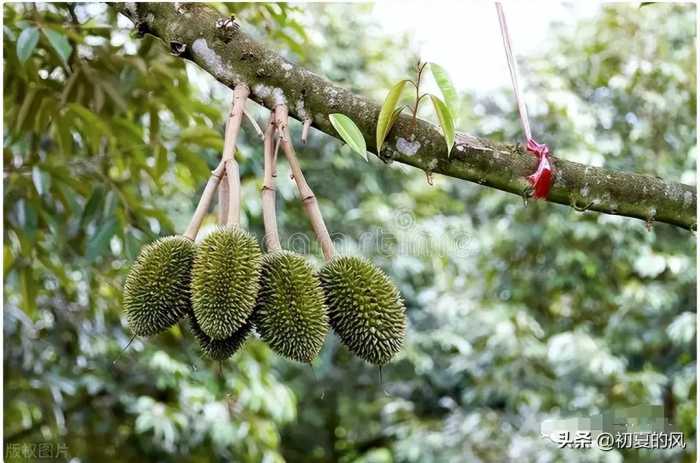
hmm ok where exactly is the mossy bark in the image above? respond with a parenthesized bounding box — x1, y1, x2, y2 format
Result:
(114, 2, 697, 231)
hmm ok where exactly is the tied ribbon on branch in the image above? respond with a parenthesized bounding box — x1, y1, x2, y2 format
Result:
(525, 138, 552, 199)
(496, 2, 553, 199)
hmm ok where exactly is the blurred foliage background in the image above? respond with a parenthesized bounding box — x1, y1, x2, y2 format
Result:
(3, 2, 696, 462)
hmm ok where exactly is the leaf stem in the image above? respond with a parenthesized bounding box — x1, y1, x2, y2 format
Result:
(410, 62, 428, 136)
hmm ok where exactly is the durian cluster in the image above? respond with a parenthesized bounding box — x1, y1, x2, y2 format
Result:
(122, 97, 407, 369)
(123, 236, 406, 364)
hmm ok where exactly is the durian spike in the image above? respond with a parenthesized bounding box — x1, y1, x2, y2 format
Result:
(262, 115, 282, 252)
(273, 105, 335, 261)
(183, 160, 226, 240)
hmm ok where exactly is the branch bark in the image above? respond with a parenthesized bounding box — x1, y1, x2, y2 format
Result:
(114, 2, 696, 231)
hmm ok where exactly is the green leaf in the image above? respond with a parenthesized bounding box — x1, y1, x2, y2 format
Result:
(31, 166, 49, 196)
(376, 80, 408, 153)
(99, 79, 128, 112)
(179, 125, 220, 142)
(16, 27, 39, 63)
(20, 267, 37, 317)
(124, 229, 142, 262)
(53, 116, 74, 155)
(429, 63, 458, 117)
(4, 25, 16, 41)
(430, 95, 455, 156)
(86, 217, 118, 261)
(155, 145, 168, 179)
(43, 28, 73, 64)
(174, 146, 210, 181)
(389, 105, 406, 131)
(15, 87, 38, 135)
(66, 103, 111, 152)
(4, 245, 14, 275)
(329, 113, 367, 161)
(81, 186, 106, 227)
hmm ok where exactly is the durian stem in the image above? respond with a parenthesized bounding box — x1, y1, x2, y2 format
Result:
(222, 84, 249, 227)
(225, 159, 241, 227)
(262, 116, 282, 252)
(274, 105, 335, 261)
(218, 171, 229, 225)
(183, 159, 226, 240)
(185, 84, 249, 238)
(222, 84, 249, 162)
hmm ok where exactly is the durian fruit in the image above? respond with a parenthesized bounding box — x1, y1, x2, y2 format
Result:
(253, 251, 329, 363)
(320, 256, 406, 365)
(123, 235, 195, 336)
(188, 313, 251, 361)
(191, 226, 262, 340)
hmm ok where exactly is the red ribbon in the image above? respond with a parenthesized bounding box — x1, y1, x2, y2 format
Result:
(497, 3, 554, 200)
(526, 138, 553, 199)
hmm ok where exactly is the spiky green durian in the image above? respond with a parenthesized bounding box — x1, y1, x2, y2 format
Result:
(188, 313, 251, 361)
(319, 256, 406, 365)
(191, 226, 262, 340)
(252, 251, 329, 363)
(123, 235, 195, 336)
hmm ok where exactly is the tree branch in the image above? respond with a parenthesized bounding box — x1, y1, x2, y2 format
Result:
(113, 2, 696, 230)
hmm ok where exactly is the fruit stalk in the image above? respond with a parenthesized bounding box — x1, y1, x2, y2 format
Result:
(218, 171, 229, 225)
(262, 116, 282, 252)
(225, 159, 241, 227)
(222, 84, 250, 227)
(274, 105, 335, 261)
(183, 159, 226, 240)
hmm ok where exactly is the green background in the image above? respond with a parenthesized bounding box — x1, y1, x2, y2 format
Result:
(3, 3, 696, 462)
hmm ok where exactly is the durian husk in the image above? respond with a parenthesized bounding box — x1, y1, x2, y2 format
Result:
(188, 313, 251, 361)
(191, 226, 262, 340)
(123, 236, 195, 336)
(320, 255, 406, 365)
(253, 251, 329, 363)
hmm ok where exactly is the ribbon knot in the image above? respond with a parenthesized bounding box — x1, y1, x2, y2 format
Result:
(526, 138, 553, 199)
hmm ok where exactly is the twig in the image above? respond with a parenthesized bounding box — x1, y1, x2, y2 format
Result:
(244, 109, 264, 139)
(274, 105, 335, 261)
(262, 116, 282, 251)
(301, 118, 312, 144)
